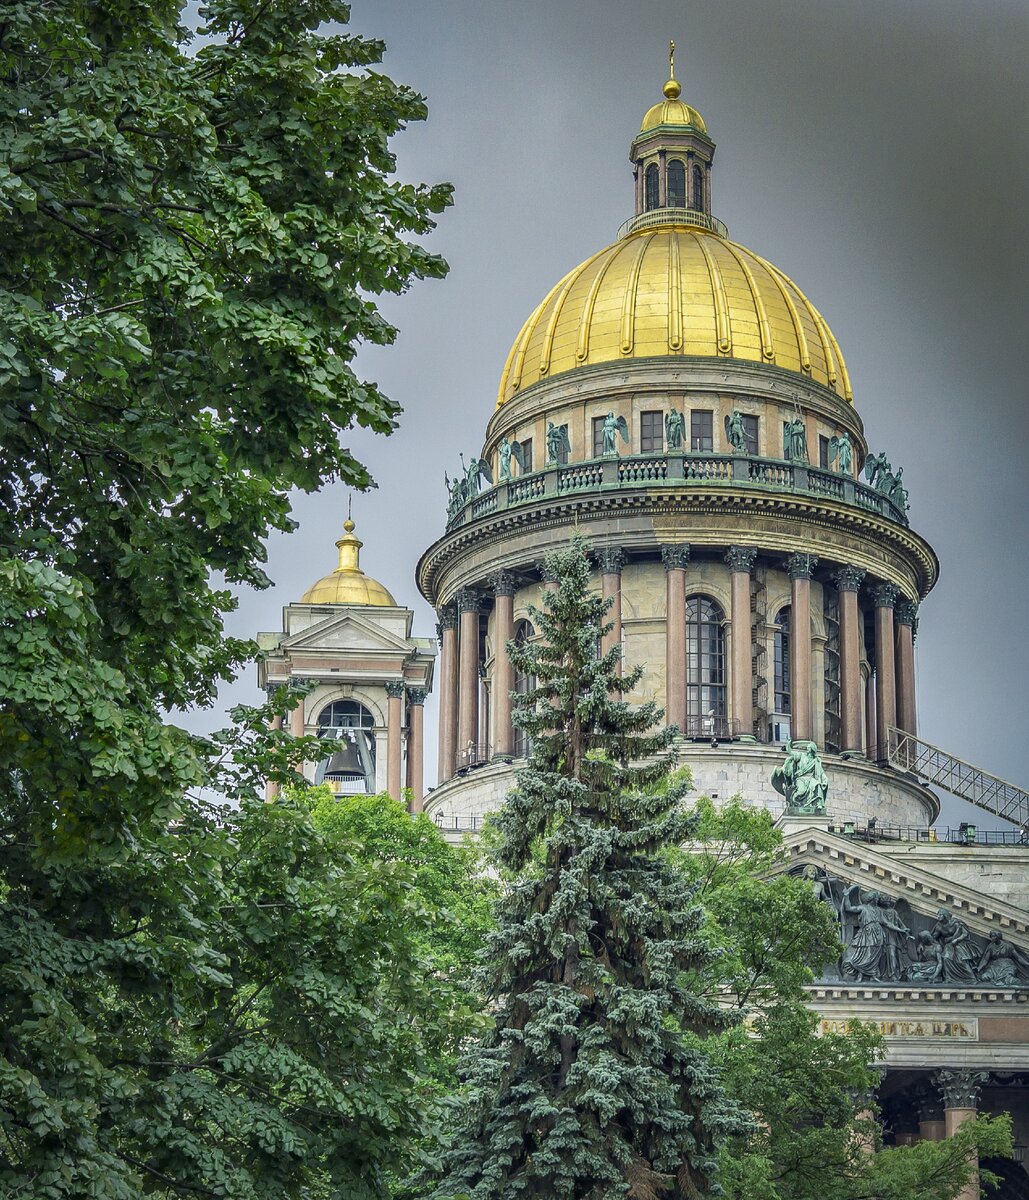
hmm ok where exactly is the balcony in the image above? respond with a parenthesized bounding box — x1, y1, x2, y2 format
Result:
(617, 208, 729, 239)
(446, 450, 909, 533)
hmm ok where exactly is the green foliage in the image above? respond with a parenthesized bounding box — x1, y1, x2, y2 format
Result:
(434, 538, 746, 1200)
(308, 788, 499, 983)
(0, 3, 453, 1195)
(676, 798, 1013, 1200)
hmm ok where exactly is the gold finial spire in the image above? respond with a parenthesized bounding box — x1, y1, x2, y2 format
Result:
(663, 38, 682, 99)
(336, 514, 362, 572)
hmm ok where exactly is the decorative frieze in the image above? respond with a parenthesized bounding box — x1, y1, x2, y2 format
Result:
(660, 544, 691, 571)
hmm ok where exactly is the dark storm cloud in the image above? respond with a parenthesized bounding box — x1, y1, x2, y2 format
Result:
(212, 1, 1028, 826)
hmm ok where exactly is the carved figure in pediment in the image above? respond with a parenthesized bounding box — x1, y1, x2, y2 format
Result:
(976, 931, 1029, 987)
(929, 909, 978, 984)
(841, 887, 910, 982)
(908, 930, 944, 983)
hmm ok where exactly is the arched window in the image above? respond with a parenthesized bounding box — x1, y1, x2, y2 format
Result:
(513, 620, 535, 758)
(686, 596, 726, 735)
(645, 163, 660, 211)
(314, 699, 376, 794)
(667, 159, 686, 208)
(774, 607, 791, 718)
(691, 164, 705, 213)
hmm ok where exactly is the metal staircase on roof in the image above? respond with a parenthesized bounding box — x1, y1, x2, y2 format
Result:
(887, 727, 1029, 830)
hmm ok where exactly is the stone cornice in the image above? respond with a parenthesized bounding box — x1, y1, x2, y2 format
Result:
(416, 486, 939, 606)
(808, 986, 1029, 1005)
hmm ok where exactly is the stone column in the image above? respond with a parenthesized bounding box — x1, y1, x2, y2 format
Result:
(265, 706, 283, 802)
(385, 680, 404, 803)
(834, 566, 866, 754)
(895, 600, 919, 735)
(784, 554, 818, 742)
(915, 1083, 946, 1143)
(538, 558, 559, 594)
(937, 1070, 989, 1200)
(863, 664, 876, 759)
(658, 148, 667, 207)
(597, 548, 626, 674)
(436, 606, 458, 784)
(457, 589, 482, 768)
(405, 688, 427, 813)
(634, 161, 643, 215)
(289, 693, 305, 738)
(492, 571, 516, 757)
(873, 583, 900, 760)
(662, 545, 690, 736)
(725, 547, 757, 739)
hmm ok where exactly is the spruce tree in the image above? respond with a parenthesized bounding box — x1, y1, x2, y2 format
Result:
(435, 537, 745, 1200)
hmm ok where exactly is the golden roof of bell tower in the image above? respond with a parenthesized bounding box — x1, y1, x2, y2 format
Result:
(300, 517, 397, 606)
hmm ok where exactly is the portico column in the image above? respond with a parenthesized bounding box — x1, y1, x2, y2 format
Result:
(597, 548, 626, 674)
(915, 1083, 946, 1143)
(937, 1070, 989, 1200)
(265, 700, 283, 801)
(436, 606, 458, 783)
(662, 545, 690, 736)
(873, 583, 900, 760)
(895, 600, 919, 735)
(492, 572, 516, 756)
(834, 566, 866, 753)
(385, 681, 404, 803)
(725, 547, 757, 739)
(289, 688, 306, 738)
(405, 688, 427, 813)
(538, 559, 559, 594)
(457, 589, 482, 768)
(784, 554, 817, 742)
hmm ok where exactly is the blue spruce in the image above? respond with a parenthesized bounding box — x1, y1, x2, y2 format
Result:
(435, 537, 746, 1199)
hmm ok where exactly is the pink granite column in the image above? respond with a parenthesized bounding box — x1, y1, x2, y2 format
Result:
(873, 583, 900, 759)
(457, 589, 482, 768)
(938, 1071, 989, 1200)
(597, 548, 626, 675)
(405, 688, 426, 813)
(725, 547, 757, 739)
(436, 606, 458, 783)
(785, 554, 817, 742)
(833, 566, 866, 753)
(492, 572, 516, 756)
(265, 709, 283, 802)
(894, 599, 918, 735)
(385, 681, 404, 803)
(662, 545, 690, 735)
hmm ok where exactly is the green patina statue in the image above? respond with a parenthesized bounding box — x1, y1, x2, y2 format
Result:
(725, 409, 748, 453)
(784, 415, 808, 463)
(828, 431, 853, 474)
(665, 408, 685, 449)
(546, 421, 570, 464)
(602, 412, 628, 455)
(772, 739, 829, 815)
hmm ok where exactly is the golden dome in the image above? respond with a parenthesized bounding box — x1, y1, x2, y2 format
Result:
(300, 518, 397, 606)
(497, 225, 852, 407)
(640, 93, 707, 134)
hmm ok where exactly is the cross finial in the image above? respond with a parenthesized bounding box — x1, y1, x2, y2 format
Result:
(669, 38, 676, 79)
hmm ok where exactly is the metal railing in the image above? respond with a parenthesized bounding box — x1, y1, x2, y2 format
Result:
(829, 820, 1029, 847)
(617, 208, 730, 239)
(680, 715, 742, 741)
(454, 743, 494, 771)
(886, 727, 1029, 830)
(445, 450, 909, 534)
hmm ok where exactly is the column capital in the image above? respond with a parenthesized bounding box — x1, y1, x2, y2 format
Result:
(456, 587, 483, 614)
(407, 687, 428, 706)
(492, 570, 517, 597)
(872, 582, 901, 609)
(724, 545, 757, 574)
(596, 547, 626, 575)
(661, 544, 691, 571)
(832, 565, 866, 593)
(784, 552, 818, 580)
(436, 604, 458, 637)
(385, 680, 406, 700)
(936, 1069, 989, 1110)
(537, 559, 560, 584)
(895, 599, 919, 626)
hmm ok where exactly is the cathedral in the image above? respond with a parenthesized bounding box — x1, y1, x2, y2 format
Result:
(258, 57, 1029, 1196)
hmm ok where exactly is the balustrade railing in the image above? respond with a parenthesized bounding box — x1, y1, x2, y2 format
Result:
(616, 208, 730, 239)
(446, 449, 910, 532)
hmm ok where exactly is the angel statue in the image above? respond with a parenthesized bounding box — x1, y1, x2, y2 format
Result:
(665, 408, 685, 450)
(724, 409, 748, 454)
(497, 438, 515, 481)
(461, 453, 493, 497)
(602, 412, 628, 456)
(864, 451, 891, 491)
(828, 431, 853, 475)
(444, 471, 463, 520)
(546, 421, 570, 465)
(888, 467, 909, 513)
(784, 415, 808, 464)
(771, 739, 829, 815)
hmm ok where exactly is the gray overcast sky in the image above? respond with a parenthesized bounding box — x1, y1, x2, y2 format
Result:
(201, 0, 1029, 828)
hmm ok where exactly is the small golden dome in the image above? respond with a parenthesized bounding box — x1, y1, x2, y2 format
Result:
(300, 518, 397, 606)
(497, 226, 852, 407)
(641, 94, 707, 134)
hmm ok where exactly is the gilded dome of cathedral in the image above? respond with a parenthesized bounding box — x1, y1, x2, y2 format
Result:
(496, 224, 852, 408)
(300, 518, 397, 606)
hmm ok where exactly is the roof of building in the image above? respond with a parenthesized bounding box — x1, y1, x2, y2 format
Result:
(299, 518, 397, 606)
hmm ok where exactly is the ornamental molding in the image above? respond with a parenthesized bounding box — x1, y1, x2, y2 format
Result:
(811, 986, 1029, 1005)
(417, 486, 938, 607)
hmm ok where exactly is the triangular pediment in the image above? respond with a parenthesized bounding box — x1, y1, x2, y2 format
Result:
(282, 610, 413, 655)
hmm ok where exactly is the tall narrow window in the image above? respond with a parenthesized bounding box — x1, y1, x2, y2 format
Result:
(592, 416, 606, 458)
(640, 410, 663, 452)
(667, 159, 686, 207)
(314, 700, 376, 794)
(691, 409, 714, 452)
(691, 164, 705, 213)
(513, 620, 535, 758)
(742, 414, 759, 455)
(686, 596, 726, 735)
(774, 608, 791, 717)
(519, 438, 533, 473)
(645, 163, 660, 211)
(819, 435, 831, 469)
(824, 588, 842, 753)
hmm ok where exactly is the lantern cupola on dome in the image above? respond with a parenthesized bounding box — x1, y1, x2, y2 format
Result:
(300, 516, 397, 606)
